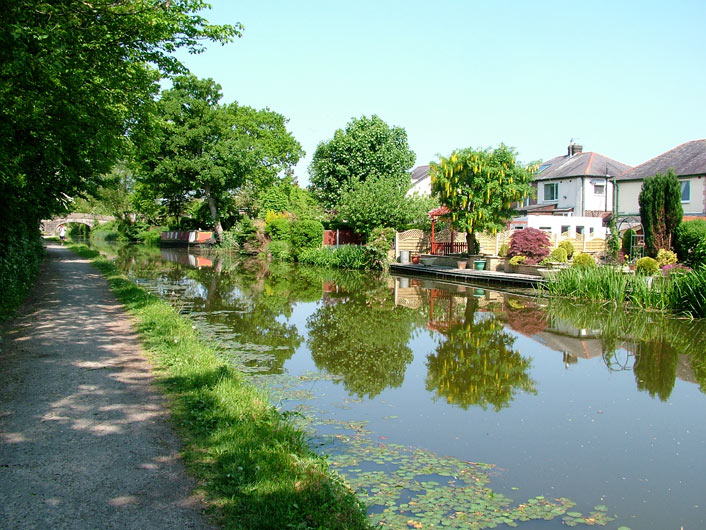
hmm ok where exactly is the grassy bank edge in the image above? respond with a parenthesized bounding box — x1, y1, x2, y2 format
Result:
(68, 244, 371, 530)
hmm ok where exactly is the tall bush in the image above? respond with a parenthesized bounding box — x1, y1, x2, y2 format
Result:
(638, 169, 683, 257)
(622, 228, 636, 256)
(290, 220, 324, 257)
(0, 221, 44, 321)
(508, 228, 550, 265)
(674, 220, 706, 264)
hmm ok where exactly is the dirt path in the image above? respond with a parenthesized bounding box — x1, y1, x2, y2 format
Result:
(0, 243, 213, 529)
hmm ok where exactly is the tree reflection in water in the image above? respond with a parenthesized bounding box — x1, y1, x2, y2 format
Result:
(307, 281, 424, 398)
(425, 296, 536, 411)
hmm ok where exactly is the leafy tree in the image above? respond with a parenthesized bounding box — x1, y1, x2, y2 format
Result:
(135, 75, 303, 242)
(337, 176, 413, 240)
(430, 144, 535, 254)
(308, 115, 416, 209)
(1, 0, 239, 226)
(674, 219, 706, 265)
(638, 169, 683, 257)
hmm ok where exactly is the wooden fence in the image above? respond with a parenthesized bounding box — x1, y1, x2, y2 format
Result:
(395, 229, 606, 257)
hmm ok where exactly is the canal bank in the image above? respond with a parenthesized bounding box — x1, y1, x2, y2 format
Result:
(390, 262, 546, 288)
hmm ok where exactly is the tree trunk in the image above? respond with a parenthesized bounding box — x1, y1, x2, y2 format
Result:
(203, 184, 224, 243)
(467, 230, 478, 255)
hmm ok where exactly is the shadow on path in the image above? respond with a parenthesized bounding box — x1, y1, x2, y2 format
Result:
(0, 244, 212, 529)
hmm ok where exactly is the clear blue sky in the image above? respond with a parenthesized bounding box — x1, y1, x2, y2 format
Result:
(175, 0, 706, 185)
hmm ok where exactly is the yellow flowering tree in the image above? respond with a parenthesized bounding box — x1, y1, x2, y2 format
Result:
(430, 144, 535, 253)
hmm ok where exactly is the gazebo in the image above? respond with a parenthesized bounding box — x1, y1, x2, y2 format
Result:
(429, 206, 467, 255)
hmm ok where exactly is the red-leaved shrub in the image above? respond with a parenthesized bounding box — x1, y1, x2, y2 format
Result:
(508, 228, 551, 265)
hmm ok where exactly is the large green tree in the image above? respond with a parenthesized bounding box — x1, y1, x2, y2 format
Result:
(308, 114, 416, 209)
(1, 0, 239, 225)
(135, 75, 303, 241)
(638, 169, 683, 256)
(430, 144, 535, 253)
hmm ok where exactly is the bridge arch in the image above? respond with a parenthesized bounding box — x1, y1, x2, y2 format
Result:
(41, 213, 115, 234)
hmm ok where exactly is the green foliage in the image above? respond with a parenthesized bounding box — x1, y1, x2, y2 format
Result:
(267, 240, 291, 262)
(550, 247, 568, 263)
(498, 243, 509, 257)
(558, 240, 575, 259)
(135, 75, 303, 241)
(636, 256, 659, 275)
(572, 253, 596, 268)
(692, 238, 706, 269)
(508, 255, 526, 266)
(430, 144, 535, 251)
(670, 266, 706, 318)
(404, 193, 439, 232)
(337, 176, 411, 239)
(258, 184, 290, 214)
(297, 246, 372, 269)
(135, 227, 164, 246)
(1, 1, 239, 231)
(290, 220, 324, 257)
(675, 220, 706, 264)
(638, 169, 683, 257)
(622, 228, 636, 256)
(221, 217, 259, 251)
(606, 218, 620, 262)
(365, 227, 396, 269)
(0, 222, 44, 321)
(265, 217, 290, 241)
(656, 249, 677, 267)
(308, 115, 415, 209)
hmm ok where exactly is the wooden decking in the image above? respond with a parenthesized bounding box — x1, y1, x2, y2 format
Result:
(390, 263, 546, 288)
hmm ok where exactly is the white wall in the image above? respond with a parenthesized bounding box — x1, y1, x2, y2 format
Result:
(538, 178, 613, 214)
(407, 176, 431, 197)
(521, 215, 607, 238)
(617, 176, 705, 216)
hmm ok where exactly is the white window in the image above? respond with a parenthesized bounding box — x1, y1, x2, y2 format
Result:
(681, 181, 690, 202)
(594, 183, 605, 195)
(576, 226, 585, 235)
(561, 225, 570, 234)
(544, 182, 558, 202)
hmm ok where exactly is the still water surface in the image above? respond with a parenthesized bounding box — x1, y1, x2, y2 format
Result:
(107, 244, 706, 529)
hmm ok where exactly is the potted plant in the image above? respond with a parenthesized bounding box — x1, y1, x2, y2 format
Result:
(456, 259, 468, 269)
(507, 255, 526, 273)
(473, 258, 486, 270)
(411, 254, 421, 264)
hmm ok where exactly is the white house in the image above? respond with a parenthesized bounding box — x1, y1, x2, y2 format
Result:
(614, 139, 706, 220)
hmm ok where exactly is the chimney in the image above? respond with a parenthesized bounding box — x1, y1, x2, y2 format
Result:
(567, 142, 584, 157)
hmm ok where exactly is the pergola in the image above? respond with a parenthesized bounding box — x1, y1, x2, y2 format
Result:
(428, 206, 467, 255)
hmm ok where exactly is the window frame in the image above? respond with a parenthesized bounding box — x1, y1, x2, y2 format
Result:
(544, 182, 558, 202)
(681, 180, 691, 203)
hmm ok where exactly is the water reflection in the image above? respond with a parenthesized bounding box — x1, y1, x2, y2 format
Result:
(425, 295, 536, 411)
(307, 279, 425, 398)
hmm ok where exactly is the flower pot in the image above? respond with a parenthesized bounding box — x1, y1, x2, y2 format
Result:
(473, 259, 486, 270)
(457, 260, 467, 269)
(411, 254, 421, 264)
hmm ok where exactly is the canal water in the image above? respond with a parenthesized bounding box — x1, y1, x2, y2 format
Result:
(105, 244, 706, 529)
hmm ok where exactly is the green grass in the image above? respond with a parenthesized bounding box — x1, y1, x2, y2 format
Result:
(68, 244, 371, 530)
(541, 265, 706, 317)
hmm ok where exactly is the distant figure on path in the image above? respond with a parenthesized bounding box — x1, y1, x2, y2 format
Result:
(58, 225, 66, 244)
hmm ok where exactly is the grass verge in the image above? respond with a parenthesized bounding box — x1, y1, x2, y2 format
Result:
(68, 244, 371, 530)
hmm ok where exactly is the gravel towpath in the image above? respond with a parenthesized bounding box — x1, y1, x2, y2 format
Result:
(0, 243, 213, 529)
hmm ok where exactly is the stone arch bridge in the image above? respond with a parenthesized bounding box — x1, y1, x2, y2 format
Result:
(41, 213, 115, 234)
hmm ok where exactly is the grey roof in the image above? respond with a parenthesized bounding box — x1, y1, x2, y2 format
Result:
(534, 151, 632, 181)
(615, 139, 706, 181)
(411, 165, 429, 183)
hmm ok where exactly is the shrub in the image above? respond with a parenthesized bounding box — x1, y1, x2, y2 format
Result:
(365, 227, 396, 269)
(498, 243, 509, 257)
(290, 220, 324, 257)
(675, 220, 706, 264)
(550, 247, 568, 263)
(265, 217, 290, 241)
(296, 245, 374, 269)
(692, 238, 706, 269)
(635, 256, 659, 275)
(655, 249, 677, 268)
(572, 253, 596, 268)
(508, 228, 550, 264)
(267, 240, 291, 262)
(669, 267, 706, 318)
(508, 255, 526, 266)
(136, 228, 163, 246)
(622, 228, 636, 255)
(1, 221, 44, 321)
(558, 240, 575, 259)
